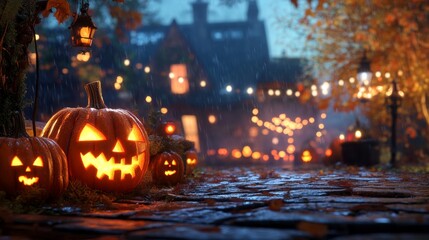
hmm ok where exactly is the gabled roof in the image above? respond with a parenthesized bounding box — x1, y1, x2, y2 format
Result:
(130, 18, 270, 93)
(258, 57, 304, 84)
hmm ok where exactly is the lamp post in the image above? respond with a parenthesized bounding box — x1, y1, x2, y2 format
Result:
(356, 53, 404, 167)
(356, 53, 374, 102)
(386, 79, 404, 167)
(357, 53, 372, 86)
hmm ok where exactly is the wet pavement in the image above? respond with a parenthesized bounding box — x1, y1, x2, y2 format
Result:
(1, 165, 429, 239)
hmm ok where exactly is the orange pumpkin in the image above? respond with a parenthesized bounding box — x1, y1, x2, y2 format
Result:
(299, 148, 319, 164)
(42, 81, 149, 192)
(151, 151, 184, 186)
(184, 149, 198, 175)
(301, 150, 313, 163)
(0, 112, 68, 198)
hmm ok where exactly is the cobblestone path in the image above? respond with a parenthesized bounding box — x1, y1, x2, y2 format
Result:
(1, 166, 429, 239)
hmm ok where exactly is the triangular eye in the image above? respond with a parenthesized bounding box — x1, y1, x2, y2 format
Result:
(164, 160, 169, 165)
(33, 156, 43, 167)
(11, 156, 23, 166)
(127, 124, 144, 142)
(172, 160, 177, 166)
(79, 124, 106, 141)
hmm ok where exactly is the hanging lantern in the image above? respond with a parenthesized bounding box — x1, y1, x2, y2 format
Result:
(69, 1, 97, 48)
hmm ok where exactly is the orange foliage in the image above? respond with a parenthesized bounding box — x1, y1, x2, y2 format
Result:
(42, 0, 71, 24)
(290, 0, 429, 128)
(318, 98, 330, 110)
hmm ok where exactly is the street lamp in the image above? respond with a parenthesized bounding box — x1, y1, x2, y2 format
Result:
(357, 54, 404, 167)
(357, 53, 372, 86)
(356, 53, 374, 102)
(386, 78, 404, 167)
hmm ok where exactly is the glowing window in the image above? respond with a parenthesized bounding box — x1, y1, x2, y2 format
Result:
(170, 64, 189, 94)
(181, 115, 200, 152)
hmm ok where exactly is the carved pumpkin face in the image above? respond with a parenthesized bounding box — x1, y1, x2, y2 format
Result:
(11, 156, 44, 186)
(42, 81, 149, 192)
(163, 159, 178, 176)
(184, 150, 198, 175)
(151, 152, 184, 186)
(0, 136, 69, 198)
(77, 123, 146, 181)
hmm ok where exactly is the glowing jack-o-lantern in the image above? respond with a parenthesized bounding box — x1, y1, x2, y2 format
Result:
(42, 81, 149, 192)
(184, 149, 198, 175)
(151, 151, 184, 186)
(0, 112, 69, 197)
(301, 150, 313, 163)
(12, 156, 43, 186)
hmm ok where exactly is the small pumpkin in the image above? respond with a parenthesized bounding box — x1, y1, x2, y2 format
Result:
(301, 150, 313, 163)
(184, 149, 198, 175)
(0, 112, 69, 198)
(299, 147, 319, 164)
(42, 81, 149, 192)
(151, 151, 184, 186)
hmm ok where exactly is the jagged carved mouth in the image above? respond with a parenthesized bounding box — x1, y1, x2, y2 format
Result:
(164, 170, 177, 176)
(187, 159, 197, 165)
(80, 152, 144, 180)
(18, 176, 39, 186)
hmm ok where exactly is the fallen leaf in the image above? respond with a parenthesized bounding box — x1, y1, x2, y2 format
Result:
(261, 191, 274, 196)
(297, 221, 328, 238)
(328, 180, 354, 188)
(198, 226, 221, 233)
(350, 204, 389, 213)
(268, 199, 284, 211)
(203, 199, 217, 206)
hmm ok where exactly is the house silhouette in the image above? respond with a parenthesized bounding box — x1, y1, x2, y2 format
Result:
(28, 0, 317, 163)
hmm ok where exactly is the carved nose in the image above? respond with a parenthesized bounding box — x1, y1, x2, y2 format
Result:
(25, 167, 31, 172)
(112, 140, 125, 153)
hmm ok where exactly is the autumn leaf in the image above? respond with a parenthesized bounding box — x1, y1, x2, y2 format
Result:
(198, 226, 221, 233)
(406, 127, 417, 138)
(268, 199, 284, 211)
(42, 0, 71, 24)
(316, 0, 326, 11)
(384, 13, 396, 25)
(350, 204, 389, 213)
(305, 8, 315, 18)
(297, 222, 328, 238)
(203, 199, 217, 206)
(290, 0, 298, 8)
(327, 179, 354, 188)
(318, 97, 330, 110)
(261, 191, 274, 196)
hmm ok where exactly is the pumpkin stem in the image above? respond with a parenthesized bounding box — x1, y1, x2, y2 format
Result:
(11, 111, 30, 138)
(85, 81, 107, 109)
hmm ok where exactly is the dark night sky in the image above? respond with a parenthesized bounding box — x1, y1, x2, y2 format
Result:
(151, 0, 307, 58)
